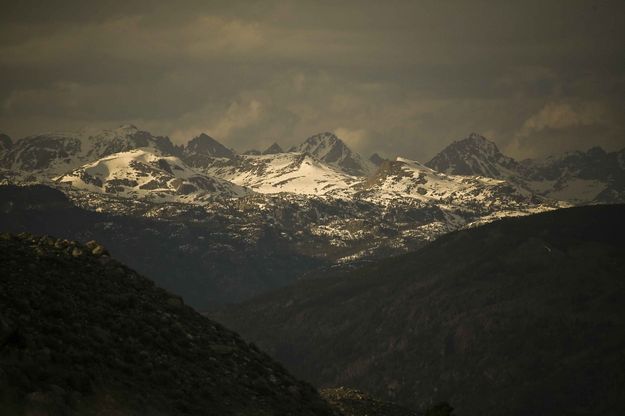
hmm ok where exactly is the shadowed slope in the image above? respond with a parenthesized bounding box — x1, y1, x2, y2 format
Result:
(217, 205, 625, 415)
(0, 232, 334, 416)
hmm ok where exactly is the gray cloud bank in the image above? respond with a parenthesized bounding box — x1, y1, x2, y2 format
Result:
(1, 0, 624, 161)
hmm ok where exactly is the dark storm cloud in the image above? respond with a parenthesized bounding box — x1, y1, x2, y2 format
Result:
(1, 0, 624, 161)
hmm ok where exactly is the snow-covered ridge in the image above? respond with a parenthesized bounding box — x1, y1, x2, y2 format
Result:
(359, 157, 538, 213)
(427, 133, 625, 204)
(56, 148, 250, 203)
(2, 126, 582, 269)
(3, 125, 623, 207)
(200, 152, 359, 197)
(0, 125, 177, 177)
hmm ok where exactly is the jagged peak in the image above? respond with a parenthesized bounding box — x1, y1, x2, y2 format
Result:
(308, 131, 340, 141)
(185, 133, 234, 158)
(262, 142, 284, 155)
(190, 132, 216, 142)
(286, 131, 374, 176)
(467, 132, 487, 141)
(425, 133, 517, 178)
(293, 132, 345, 150)
(459, 133, 499, 153)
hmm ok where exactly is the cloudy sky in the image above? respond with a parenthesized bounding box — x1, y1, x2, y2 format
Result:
(1, 0, 624, 161)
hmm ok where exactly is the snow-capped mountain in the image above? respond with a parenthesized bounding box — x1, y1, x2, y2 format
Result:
(288, 132, 375, 176)
(200, 152, 359, 197)
(426, 133, 519, 178)
(0, 125, 177, 178)
(519, 147, 625, 204)
(427, 133, 625, 204)
(3, 124, 616, 307)
(360, 157, 536, 210)
(56, 148, 250, 202)
(2, 124, 622, 276)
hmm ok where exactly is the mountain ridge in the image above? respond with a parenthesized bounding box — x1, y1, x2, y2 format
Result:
(427, 133, 625, 204)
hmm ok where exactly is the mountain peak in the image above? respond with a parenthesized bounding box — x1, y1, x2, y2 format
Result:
(304, 131, 340, 145)
(461, 133, 499, 155)
(289, 132, 373, 176)
(185, 134, 234, 159)
(467, 131, 486, 140)
(262, 142, 284, 155)
(426, 133, 516, 178)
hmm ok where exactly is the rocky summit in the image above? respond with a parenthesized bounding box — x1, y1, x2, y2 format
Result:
(0, 232, 334, 416)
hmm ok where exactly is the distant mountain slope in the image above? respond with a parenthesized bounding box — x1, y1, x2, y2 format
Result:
(0, 232, 334, 416)
(427, 133, 625, 204)
(0, 125, 178, 178)
(520, 147, 625, 204)
(56, 148, 250, 202)
(201, 152, 360, 197)
(217, 205, 625, 416)
(426, 133, 519, 178)
(289, 132, 375, 176)
(358, 157, 542, 215)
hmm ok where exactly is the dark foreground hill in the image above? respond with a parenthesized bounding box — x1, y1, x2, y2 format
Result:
(0, 232, 334, 415)
(217, 205, 625, 415)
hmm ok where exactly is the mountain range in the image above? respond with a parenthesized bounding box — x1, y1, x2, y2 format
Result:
(2, 126, 624, 415)
(2, 126, 622, 206)
(1, 125, 623, 307)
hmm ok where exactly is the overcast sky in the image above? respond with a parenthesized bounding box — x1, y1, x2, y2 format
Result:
(1, 0, 624, 161)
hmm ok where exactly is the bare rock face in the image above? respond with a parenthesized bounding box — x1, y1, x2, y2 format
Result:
(183, 133, 235, 167)
(262, 142, 284, 155)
